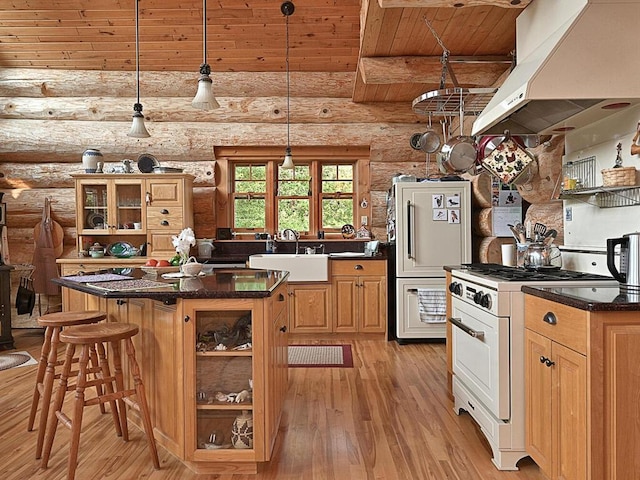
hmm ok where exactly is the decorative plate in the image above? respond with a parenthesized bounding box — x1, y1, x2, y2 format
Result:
(137, 154, 159, 173)
(86, 212, 105, 229)
(480, 137, 534, 185)
(341, 224, 355, 239)
(107, 241, 135, 258)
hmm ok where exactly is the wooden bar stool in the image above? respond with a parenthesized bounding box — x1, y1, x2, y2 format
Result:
(27, 310, 108, 460)
(40, 322, 160, 480)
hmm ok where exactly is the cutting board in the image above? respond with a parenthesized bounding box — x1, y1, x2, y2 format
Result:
(34, 198, 64, 258)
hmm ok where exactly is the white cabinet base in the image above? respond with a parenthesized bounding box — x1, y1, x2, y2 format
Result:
(396, 278, 446, 340)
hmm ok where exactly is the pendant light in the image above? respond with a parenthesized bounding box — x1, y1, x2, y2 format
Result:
(127, 0, 150, 138)
(280, 1, 295, 169)
(192, 0, 220, 110)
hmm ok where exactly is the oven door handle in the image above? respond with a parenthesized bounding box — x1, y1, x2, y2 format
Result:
(449, 317, 485, 340)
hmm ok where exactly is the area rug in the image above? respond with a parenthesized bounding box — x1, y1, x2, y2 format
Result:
(288, 345, 353, 368)
(0, 351, 38, 371)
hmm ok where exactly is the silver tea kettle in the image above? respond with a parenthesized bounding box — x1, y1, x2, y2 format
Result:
(607, 232, 640, 291)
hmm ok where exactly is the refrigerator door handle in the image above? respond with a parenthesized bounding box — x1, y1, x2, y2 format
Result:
(406, 200, 413, 259)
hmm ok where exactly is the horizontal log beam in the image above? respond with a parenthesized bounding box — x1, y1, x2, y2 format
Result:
(378, 0, 531, 8)
(0, 120, 424, 165)
(0, 96, 421, 124)
(359, 56, 510, 86)
(0, 69, 355, 99)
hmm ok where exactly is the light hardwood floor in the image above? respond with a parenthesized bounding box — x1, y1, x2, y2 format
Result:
(0, 329, 546, 480)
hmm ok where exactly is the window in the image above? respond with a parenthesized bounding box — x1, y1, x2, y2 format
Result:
(231, 160, 356, 237)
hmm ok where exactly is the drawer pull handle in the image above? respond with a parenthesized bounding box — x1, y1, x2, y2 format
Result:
(449, 317, 484, 340)
(545, 358, 555, 367)
(278, 293, 285, 302)
(184, 315, 190, 323)
(160, 208, 169, 215)
(279, 325, 287, 333)
(161, 220, 169, 226)
(354, 264, 363, 270)
(543, 312, 557, 325)
(116, 299, 127, 306)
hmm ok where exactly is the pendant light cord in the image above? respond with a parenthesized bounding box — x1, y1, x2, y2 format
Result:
(202, 0, 207, 65)
(286, 12, 291, 149)
(134, 0, 141, 108)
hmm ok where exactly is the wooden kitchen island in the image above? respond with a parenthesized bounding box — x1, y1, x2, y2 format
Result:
(54, 268, 289, 475)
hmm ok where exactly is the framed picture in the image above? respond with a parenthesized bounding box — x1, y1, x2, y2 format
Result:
(0, 203, 5, 226)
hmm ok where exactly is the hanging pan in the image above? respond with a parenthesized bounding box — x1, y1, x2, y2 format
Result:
(438, 115, 476, 174)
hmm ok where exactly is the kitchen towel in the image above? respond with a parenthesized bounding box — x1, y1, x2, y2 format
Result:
(417, 289, 446, 323)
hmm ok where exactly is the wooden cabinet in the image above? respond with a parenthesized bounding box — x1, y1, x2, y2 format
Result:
(525, 295, 640, 480)
(332, 259, 386, 333)
(72, 173, 193, 259)
(288, 284, 332, 333)
(181, 290, 286, 473)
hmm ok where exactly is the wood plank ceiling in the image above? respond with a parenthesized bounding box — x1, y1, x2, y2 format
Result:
(0, 0, 530, 103)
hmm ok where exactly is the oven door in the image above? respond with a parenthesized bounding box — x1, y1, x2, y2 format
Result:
(450, 297, 510, 420)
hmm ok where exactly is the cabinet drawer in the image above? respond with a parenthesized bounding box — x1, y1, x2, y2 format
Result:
(147, 207, 184, 229)
(525, 295, 587, 354)
(331, 259, 385, 276)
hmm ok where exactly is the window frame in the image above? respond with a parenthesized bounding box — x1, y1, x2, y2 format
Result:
(230, 159, 358, 238)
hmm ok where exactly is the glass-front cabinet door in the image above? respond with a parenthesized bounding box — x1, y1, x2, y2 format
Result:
(183, 299, 264, 465)
(77, 178, 144, 234)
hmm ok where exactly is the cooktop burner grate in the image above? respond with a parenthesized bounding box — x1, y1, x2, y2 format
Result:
(460, 263, 613, 282)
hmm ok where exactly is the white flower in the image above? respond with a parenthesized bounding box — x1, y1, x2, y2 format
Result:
(172, 227, 196, 257)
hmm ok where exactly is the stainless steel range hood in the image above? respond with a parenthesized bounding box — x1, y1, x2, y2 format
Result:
(472, 0, 640, 136)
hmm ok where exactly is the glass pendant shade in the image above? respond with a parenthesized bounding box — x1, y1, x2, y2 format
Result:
(281, 147, 294, 169)
(192, 73, 220, 110)
(128, 110, 150, 138)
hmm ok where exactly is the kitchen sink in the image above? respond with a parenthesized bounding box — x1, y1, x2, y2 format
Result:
(248, 254, 329, 282)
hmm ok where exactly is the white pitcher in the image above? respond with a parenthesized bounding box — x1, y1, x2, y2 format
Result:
(196, 239, 214, 258)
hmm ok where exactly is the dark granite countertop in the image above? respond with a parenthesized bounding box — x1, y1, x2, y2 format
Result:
(521, 285, 640, 311)
(53, 267, 288, 303)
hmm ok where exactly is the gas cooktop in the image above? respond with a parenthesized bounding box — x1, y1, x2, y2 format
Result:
(460, 263, 613, 282)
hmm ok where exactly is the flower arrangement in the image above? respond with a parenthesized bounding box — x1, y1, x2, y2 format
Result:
(172, 227, 196, 264)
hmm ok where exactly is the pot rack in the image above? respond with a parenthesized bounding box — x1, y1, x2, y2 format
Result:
(411, 17, 497, 118)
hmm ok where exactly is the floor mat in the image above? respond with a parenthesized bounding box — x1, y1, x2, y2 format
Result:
(0, 351, 37, 371)
(288, 345, 353, 368)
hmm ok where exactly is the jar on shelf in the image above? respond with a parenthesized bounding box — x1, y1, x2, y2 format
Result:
(82, 148, 103, 173)
(231, 410, 253, 449)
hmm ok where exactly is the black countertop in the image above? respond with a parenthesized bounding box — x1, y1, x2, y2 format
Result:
(53, 267, 288, 303)
(521, 285, 640, 311)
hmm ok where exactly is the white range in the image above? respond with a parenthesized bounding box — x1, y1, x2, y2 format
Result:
(448, 263, 616, 470)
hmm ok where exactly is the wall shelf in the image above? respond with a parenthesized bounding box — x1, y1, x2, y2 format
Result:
(560, 185, 640, 208)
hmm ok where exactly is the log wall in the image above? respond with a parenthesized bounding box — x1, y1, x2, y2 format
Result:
(0, 69, 566, 268)
(0, 68, 432, 265)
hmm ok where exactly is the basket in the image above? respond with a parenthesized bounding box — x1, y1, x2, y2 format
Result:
(601, 166, 636, 187)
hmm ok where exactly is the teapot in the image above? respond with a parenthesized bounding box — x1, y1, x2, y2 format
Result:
(89, 242, 105, 258)
(519, 242, 562, 270)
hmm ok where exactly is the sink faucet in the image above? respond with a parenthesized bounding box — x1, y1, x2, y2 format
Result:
(281, 229, 299, 254)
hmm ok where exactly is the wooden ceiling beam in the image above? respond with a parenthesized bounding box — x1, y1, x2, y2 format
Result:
(359, 55, 510, 85)
(377, 0, 531, 8)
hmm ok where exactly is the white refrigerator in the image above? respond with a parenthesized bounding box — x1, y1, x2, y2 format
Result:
(387, 180, 471, 343)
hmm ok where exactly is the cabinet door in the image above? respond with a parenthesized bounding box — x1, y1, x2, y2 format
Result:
(333, 277, 357, 332)
(289, 284, 331, 333)
(265, 286, 288, 458)
(359, 275, 386, 333)
(76, 179, 109, 234)
(525, 329, 553, 476)
(552, 342, 587, 480)
(146, 178, 183, 206)
(182, 299, 262, 463)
